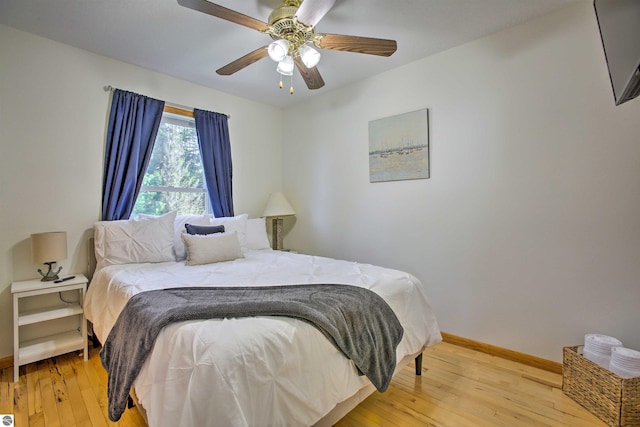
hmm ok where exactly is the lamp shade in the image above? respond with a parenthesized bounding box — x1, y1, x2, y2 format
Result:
(262, 192, 295, 217)
(31, 231, 67, 263)
(276, 55, 295, 76)
(268, 39, 290, 62)
(299, 44, 321, 68)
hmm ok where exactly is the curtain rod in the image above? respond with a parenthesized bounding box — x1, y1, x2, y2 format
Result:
(104, 85, 230, 119)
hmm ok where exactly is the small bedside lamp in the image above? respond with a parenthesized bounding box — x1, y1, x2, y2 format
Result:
(31, 231, 67, 281)
(262, 192, 295, 250)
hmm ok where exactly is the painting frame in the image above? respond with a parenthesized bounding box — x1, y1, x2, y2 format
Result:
(368, 109, 429, 183)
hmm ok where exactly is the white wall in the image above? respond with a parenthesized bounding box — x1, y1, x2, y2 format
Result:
(0, 25, 283, 359)
(283, 3, 640, 362)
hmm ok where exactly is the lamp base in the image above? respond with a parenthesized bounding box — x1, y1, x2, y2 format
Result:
(271, 217, 284, 250)
(38, 262, 62, 282)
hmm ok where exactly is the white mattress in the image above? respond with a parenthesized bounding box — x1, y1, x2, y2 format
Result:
(85, 249, 441, 427)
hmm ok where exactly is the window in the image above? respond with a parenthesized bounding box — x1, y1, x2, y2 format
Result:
(132, 110, 210, 216)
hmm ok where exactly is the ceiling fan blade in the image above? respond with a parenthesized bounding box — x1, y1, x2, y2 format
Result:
(294, 57, 325, 90)
(177, 0, 269, 33)
(316, 34, 397, 57)
(216, 46, 269, 75)
(294, 0, 336, 27)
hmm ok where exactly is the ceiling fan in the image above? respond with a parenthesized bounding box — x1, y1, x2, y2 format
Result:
(177, 0, 398, 94)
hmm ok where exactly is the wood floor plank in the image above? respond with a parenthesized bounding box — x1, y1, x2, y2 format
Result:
(0, 364, 13, 414)
(418, 358, 598, 426)
(79, 348, 114, 425)
(0, 342, 609, 427)
(57, 354, 92, 427)
(81, 388, 110, 427)
(36, 360, 61, 427)
(25, 362, 42, 418)
(48, 358, 77, 427)
(66, 350, 110, 427)
(28, 411, 44, 427)
(13, 374, 30, 427)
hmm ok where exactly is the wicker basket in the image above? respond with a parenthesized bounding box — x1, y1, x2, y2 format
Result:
(563, 346, 640, 426)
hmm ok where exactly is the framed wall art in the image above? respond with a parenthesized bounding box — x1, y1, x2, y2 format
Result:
(368, 108, 429, 183)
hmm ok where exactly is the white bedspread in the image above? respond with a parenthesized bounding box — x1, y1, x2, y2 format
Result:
(85, 249, 441, 427)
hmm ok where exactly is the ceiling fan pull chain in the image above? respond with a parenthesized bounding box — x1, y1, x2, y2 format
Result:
(290, 74, 294, 95)
(279, 76, 284, 89)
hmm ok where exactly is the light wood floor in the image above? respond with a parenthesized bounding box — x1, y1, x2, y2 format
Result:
(0, 342, 606, 427)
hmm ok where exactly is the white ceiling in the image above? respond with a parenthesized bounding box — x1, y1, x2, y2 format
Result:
(0, 0, 583, 108)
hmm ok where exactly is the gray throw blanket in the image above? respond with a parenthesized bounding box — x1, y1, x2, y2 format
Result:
(101, 284, 404, 421)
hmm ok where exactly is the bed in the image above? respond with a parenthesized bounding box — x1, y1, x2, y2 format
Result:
(84, 212, 441, 427)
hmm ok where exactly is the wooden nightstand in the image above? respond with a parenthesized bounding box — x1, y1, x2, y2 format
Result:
(11, 274, 88, 382)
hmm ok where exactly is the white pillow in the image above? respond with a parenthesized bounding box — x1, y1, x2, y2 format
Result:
(172, 214, 212, 260)
(245, 217, 271, 250)
(182, 231, 244, 266)
(210, 214, 248, 250)
(94, 211, 176, 270)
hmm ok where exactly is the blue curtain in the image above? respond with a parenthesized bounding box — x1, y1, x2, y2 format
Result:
(194, 109, 234, 217)
(102, 89, 164, 220)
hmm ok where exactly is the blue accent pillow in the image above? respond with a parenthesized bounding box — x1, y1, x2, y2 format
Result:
(184, 223, 225, 236)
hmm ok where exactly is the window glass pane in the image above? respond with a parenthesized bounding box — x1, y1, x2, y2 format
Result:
(134, 190, 205, 216)
(133, 113, 208, 216)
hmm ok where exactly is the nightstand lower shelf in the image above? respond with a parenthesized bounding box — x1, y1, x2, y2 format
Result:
(18, 330, 85, 366)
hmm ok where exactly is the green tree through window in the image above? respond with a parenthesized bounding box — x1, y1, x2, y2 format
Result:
(132, 112, 209, 216)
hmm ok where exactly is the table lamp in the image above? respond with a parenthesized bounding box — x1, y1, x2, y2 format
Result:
(31, 231, 67, 281)
(262, 192, 295, 250)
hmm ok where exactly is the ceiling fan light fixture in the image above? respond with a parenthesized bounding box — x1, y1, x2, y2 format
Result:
(298, 44, 321, 68)
(268, 39, 290, 62)
(276, 55, 294, 76)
